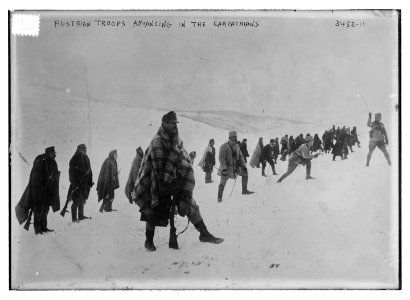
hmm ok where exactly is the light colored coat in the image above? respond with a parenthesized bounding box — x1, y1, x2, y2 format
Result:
(367, 118, 387, 142)
(218, 141, 246, 179)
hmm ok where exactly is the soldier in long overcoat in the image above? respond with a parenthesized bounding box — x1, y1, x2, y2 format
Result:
(133, 111, 223, 252)
(217, 131, 254, 202)
(97, 150, 119, 212)
(67, 144, 93, 222)
(15, 146, 60, 234)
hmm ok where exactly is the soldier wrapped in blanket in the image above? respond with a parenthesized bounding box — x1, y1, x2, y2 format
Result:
(277, 136, 319, 183)
(280, 135, 288, 155)
(133, 111, 223, 252)
(67, 144, 93, 222)
(217, 131, 254, 203)
(249, 137, 263, 168)
(97, 150, 119, 212)
(15, 146, 60, 234)
(310, 134, 323, 153)
(198, 139, 216, 183)
(125, 147, 144, 204)
(366, 112, 391, 166)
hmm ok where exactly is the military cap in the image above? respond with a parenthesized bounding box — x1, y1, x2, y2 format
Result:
(229, 131, 237, 138)
(45, 146, 56, 154)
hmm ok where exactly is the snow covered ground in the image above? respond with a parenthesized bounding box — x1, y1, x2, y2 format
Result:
(10, 86, 399, 289)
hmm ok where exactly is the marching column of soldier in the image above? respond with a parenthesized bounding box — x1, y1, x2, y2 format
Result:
(15, 111, 390, 252)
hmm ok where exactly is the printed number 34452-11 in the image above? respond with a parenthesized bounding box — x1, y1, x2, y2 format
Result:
(335, 20, 365, 28)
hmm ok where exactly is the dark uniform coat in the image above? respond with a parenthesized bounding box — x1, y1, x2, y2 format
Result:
(67, 150, 93, 202)
(15, 154, 60, 225)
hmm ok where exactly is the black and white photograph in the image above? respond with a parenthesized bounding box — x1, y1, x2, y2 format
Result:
(9, 9, 401, 290)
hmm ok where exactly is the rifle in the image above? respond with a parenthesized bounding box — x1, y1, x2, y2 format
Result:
(60, 170, 90, 217)
(23, 208, 34, 231)
(169, 197, 178, 249)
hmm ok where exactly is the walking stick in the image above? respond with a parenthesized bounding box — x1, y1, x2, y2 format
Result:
(229, 177, 237, 198)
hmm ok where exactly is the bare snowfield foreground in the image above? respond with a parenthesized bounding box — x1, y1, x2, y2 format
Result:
(10, 87, 399, 290)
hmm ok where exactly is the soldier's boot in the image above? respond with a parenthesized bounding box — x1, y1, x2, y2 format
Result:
(78, 202, 90, 220)
(71, 206, 79, 223)
(217, 184, 224, 203)
(106, 199, 117, 212)
(306, 163, 315, 180)
(241, 176, 254, 195)
(261, 165, 267, 177)
(194, 220, 224, 244)
(99, 202, 105, 213)
(366, 154, 371, 167)
(271, 164, 278, 175)
(33, 220, 44, 235)
(277, 172, 288, 183)
(169, 228, 179, 250)
(144, 229, 156, 252)
(383, 151, 391, 166)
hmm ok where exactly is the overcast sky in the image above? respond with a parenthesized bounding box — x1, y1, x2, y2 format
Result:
(12, 10, 398, 127)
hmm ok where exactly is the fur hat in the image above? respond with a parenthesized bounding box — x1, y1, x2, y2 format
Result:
(162, 111, 179, 123)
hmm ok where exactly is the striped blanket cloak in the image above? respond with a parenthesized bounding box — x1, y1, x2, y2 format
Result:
(132, 126, 198, 218)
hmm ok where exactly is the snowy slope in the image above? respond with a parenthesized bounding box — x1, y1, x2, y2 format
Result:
(10, 86, 399, 289)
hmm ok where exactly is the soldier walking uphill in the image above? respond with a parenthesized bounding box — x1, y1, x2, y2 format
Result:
(97, 150, 120, 212)
(68, 144, 93, 222)
(218, 131, 254, 202)
(133, 111, 223, 252)
(366, 112, 391, 166)
(277, 136, 320, 183)
(125, 147, 144, 204)
(198, 139, 216, 183)
(261, 139, 278, 176)
(15, 147, 60, 234)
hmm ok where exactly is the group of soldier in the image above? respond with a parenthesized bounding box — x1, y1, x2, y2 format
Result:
(15, 110, 391, 252)
(15, 144, 122, 235)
